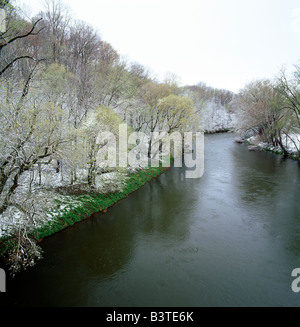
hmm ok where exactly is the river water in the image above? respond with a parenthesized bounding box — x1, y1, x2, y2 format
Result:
(4, 133, 300, 307)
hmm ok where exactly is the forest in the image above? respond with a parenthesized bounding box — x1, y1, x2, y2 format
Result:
(0, 0, 299, 275)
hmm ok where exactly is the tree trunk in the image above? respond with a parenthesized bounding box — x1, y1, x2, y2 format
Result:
(148, 137, 152, 159)
(38, 163, 42, 186)
(277, 136, 289, 158)
(28, 169, 34, 194)
(0, 166, 25, 214)
(60, 161, 64, 182)
(56, 160, 60, 173)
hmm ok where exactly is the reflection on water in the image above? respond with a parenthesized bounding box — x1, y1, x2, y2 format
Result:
(4, 133, 300, 307)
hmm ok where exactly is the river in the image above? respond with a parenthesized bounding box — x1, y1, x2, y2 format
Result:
(3, 133, 300, 307)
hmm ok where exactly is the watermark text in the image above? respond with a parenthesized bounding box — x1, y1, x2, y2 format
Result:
(0, 268, 6, 292)
(96, 124, 204, 179)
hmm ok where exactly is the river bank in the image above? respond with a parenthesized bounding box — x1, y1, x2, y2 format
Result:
(4, 132, 300, 307)
(0, 165, 169, 273)
(34, 166, 169, 241)
(0, 128, 231, 273)
(239, 134, 300, 161)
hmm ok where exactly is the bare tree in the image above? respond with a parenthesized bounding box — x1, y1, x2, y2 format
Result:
(234, 79, 294, 156)
(41, 0, 71, 63)
(0, 4, 44, 77)
(276, 67, 300, 128)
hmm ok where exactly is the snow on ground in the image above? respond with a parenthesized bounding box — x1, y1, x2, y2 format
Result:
(280, 133, 300, 153)
(0, 166, 129, 239)
(95, 171, 128, 193)
(0, 181, 82, 239)
(247, 133, 300, 155)
(0, 101, 239, 240)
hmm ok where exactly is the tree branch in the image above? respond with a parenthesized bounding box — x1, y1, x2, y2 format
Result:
(0, 18, 44, 51)
(0, 55, 36, 76)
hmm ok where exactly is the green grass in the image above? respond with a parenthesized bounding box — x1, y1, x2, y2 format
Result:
(264, 147, 283, 155)
(32, 165, 167, 241)
(0, 165, 169, 264)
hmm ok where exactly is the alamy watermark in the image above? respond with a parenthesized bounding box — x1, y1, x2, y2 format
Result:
(0, 8, 6, 33)
(96, 124, 204, 179)
(0, 268, 5, 292)
(291, 268, 300, 293)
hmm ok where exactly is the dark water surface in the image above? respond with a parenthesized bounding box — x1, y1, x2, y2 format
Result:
(4, 133, 300, 307)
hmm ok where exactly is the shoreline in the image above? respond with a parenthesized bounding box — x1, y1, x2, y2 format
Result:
(243, 138, 300, 162)
(0, 165, 169, 269)
(35, 165, 170, 241)
(204, 128, 231, 134)
(0, 129, 231, 271)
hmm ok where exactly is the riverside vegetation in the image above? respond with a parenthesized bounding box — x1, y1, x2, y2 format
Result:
(0, 165, 168, 276)
(0, 0, 234, 275)
(1, 0, 300, 276)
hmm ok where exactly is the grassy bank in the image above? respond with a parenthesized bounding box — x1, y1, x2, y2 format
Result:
(0, 165, 169, 267)
(33, 165, 168, 240)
